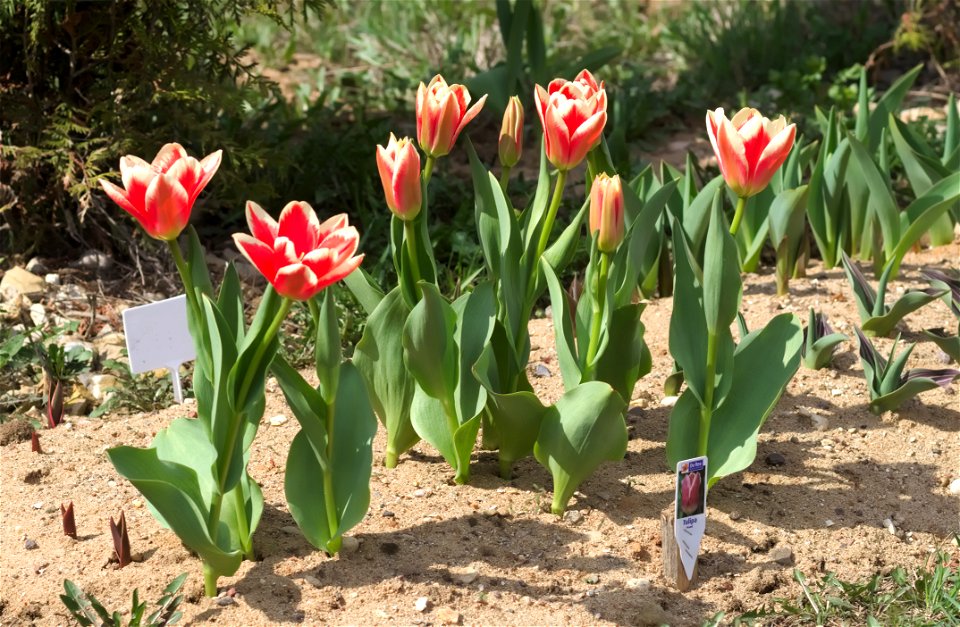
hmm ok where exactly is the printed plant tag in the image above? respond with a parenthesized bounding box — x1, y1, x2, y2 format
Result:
(122, 295, 194, 403)
(674, 455, 708, 580)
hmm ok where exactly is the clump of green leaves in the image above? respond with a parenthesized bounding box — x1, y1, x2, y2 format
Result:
(857, 328, 959, 415)
(922, 269, 960, 363)
(739, 544, 960, 625)
(842, 252, 946, 338)
(60, 573, 187, 627)
(801, 308, 847, 370)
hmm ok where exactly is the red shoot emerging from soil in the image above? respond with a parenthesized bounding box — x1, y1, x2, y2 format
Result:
(110, 511, 131, 568)
(31, 431, 41, 453)
(61, 502, 76, 538)
(47, 380, 64, 429)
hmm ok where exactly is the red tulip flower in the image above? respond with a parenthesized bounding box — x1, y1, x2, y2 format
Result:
(233, 201, 363, 301)
(680, 472, 702, 515)
(376, 133, 422, 221)
(589, 173, 625, 254)
(706, 107, 796, 199)
(534, 70, 608, 171)
(100, 143, 222, 240)
(416, 75, 487, 159)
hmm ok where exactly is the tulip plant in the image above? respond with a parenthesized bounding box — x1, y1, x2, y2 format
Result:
(801, 309, 847, 370)
(921, 270, 960, 363)
(350, 76, 486, 469)
(665, 197, 803, 486)
(856, 328, 960, 415)
(101, 145, 364, 596)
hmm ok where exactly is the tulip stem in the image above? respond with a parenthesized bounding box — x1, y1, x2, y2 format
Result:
(583, 251, 611, 380)
(534, 169, 569, 267)
(403, 220, 422, 299)
(168, 238, 200, 322)
(729, 196, 747, 236)
(322, 394, 342, 555)
(422, 156, 436, 188)
(498, 165, 512, 195)
(698, 330, 718, 458)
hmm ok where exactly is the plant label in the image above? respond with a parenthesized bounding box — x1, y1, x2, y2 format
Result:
(674, 455, 707, 580)
(121, 295, 194, 403)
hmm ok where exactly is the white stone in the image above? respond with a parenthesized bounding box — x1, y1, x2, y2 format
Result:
(948, 478, 960, 495)
(414, 597, 430, 612)
(268, 414, 288, 426)
(660, 395, 679, 407)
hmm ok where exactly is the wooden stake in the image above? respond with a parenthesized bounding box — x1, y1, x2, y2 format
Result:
(661, 507, 698, 591)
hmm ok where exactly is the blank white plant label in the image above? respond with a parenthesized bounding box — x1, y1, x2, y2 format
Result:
(674, 455, 708, 579)
(122, 295, 194, 403)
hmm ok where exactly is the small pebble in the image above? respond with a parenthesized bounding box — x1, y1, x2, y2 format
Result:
(453, 569, 479, 585)
(24, 538, 38, 550)
(381, 510, 395, 518)
(765, 452, 786, 466)
(414, 597, 430, 612)
(883, 518, 897, 535)
(660, 396, 679, 407)
(830, 388, 842, 396)
(435, 607, 462, 625)
(769, 545, 794, 566)
(563, 510, 583, 525)
(533, 363, 551, 377)
(268, 415, 288, 426)
(824, 519, 834, 527)
(340, 536, 360, 553)
(948, 478, 960, 495)
(215, 596, 235, 606)
(729, 510, 742, 521)
(584, 574, 600, 584)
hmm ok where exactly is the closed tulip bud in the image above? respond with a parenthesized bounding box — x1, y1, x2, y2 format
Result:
(706, 107, 796, 199)
(535, 69, 608, 171)
(498, 96, 524, 168)
(376, 133, 422, 220)
(416, 75, 487, 158)
(589, 173, 624, 253)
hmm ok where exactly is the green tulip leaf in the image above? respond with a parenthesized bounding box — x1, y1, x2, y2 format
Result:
(313, 290, 342, 404)
(353, 287, 418, 467)
(283, 362, 376, 553)
(702, 194, 742, 335)
(452, 282, 497, 423)
(107, 446, 242, 578)
(705, 313, 802, 484)
(534, 381, 627, 514)
(342, 266, 385, 316)
(593, 305, 650, 403)
(542, 259, 582, 390)
(669, 221, 708, 405)
(861, 288, 948, 337)
(216, 263, 244, 344)
(923, 329, 960, 363)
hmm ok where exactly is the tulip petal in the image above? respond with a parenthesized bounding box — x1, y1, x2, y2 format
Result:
(318, 214, 349, 241)
(569, 110, 607, 157)
(392, 145, 422, 218)
(716, 115, 750, 196)
(233, 233, 279, 282)
(738, 115, 767, 175)
(321, 253, 364, 286)
(193, 150, 222, 201)
(454, 94, 487, 141)
(705, 110, 723, 167)
(151, 143, 188, 173)
(544, 103, 573, 169)
(100, 179, 144, 222)
(416, 82, 427, 148)
(246, 201, 278, 244)
(278, 201, 321, 255)
(752, 123, 797, 193)
(429, 90, 460, 156)
(273, 263, 320, 301)
(120, 156, 151, 189)
(376, 144, 397, 211)
(144, 174, 190, 240)
(730, 107, 758, 129)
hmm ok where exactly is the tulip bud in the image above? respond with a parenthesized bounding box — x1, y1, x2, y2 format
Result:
(376, 133, 422, 221)
(416, 75, 487, 159)
(498, 96, 524, 168)
(706, 107, 796, 199)
(534, 69, 607, 171)
(589, 174, 625, 254)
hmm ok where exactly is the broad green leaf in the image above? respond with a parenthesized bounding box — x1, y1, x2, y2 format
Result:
(403, 282, 458, 403)
(669, 223, 708, 405)
(665, 388, 700, 468)
(284, 363, 376, 552)
(861, 289, 947, 337)
(681, 176, 724, 255)
(185, 226, 214, 299)
(848, 136, 899, 259)
(107, 446, 242, 577)
(271, 356, 328, 457)
(342, 266, 384, 316)
(593, 306, 650, 403)
(542, 259, 582, 390)
(867, 64, 922, 151)
(452, 283, 497, 423)
(216, 263, 244, 344)
(705, 313, 802, 484)
(313, 289, 341, 404)
(353, 288, 418, 466)
(534, 381, 627, 514)
(702, 195, 741, 335)
(883, 172, 960, 280)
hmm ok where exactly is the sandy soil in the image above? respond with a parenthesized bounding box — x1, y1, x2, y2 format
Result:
(1, 242, 958, 627)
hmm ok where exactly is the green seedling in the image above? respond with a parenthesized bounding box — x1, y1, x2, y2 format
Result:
(768, 185, 809, 295)
(856, 328, 960, 414)
(60, 573, 187, 627)
(841, 252, 946, 337)
(801, 308, 847, 370)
